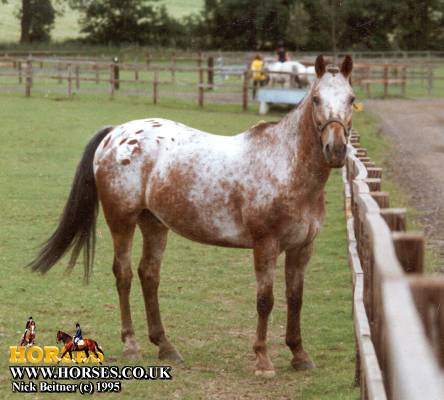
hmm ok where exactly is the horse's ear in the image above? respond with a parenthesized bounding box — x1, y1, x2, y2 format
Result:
(315, 55, 326, 78)
(340, 55, 353, 78)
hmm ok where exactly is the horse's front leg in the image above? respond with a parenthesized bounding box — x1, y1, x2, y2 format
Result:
(58, 349, 67, 363)
(252, 238, 279, 378)
(285, 243, 315, 370)
(83, 349, 89, 363)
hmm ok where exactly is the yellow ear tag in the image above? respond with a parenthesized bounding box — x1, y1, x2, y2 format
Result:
(353, 102, 364, 112)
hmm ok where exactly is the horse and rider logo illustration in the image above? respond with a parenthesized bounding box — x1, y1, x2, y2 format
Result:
(20, 316, 36, 346)
(57, 322, 104, 364)
(18, 318, 104, 364)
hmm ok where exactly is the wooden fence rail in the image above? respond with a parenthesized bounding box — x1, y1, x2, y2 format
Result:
(0, 55, 442, 105)
(343, 132, 444, 399)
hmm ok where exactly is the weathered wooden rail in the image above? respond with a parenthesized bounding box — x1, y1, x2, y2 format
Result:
(0, 55, 252, 109)
(0, 55, 442, 107)
(343, 132, 444, 399)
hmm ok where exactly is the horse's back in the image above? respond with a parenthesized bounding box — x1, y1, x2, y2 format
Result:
(93, 118, 254, 245)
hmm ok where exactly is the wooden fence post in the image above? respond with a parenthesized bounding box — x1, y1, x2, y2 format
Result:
(75, 65, 80, 90)
(113, 57, 120, 90)
(109, 64, 115, 99)
(145, 51, 151, 66)
(135, 68, 139, 81)
(366, 66, 371, 97)
(57, 61, 62, 84)
(198, 64, 204, 108)
(380, 208, 407, 232)
(153, 71, 158, 104)
(392, 232, 424, 274)
(401, 66, 407, 97)
(171, 51, 176, 84)
(67, 63, 72, 97)
(242, 71, 249, 111)
(427, 64, 433, 96)
(207, 56, 214, 90)
(370, 191, 389, 208)
(94, 63, 99, 84)
(25, 57, 32, 97)
(367, 167, 382, 179)
(18, 61, 22, 84)
(364, 178, 381, 192)
(383, 65, 388, 98)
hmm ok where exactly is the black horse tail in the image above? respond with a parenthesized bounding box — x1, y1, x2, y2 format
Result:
(28, 126, 114, 283)
(94, 341, 104, 355)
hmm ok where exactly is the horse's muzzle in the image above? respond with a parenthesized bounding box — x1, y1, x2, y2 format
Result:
(323, 143, 347, 168)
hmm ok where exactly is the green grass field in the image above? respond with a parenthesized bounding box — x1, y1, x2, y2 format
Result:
(0, 94, 360, 399)
(0, 1, 203, 43)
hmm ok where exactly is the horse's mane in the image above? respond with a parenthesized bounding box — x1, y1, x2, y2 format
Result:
(59, 331, 72, 339)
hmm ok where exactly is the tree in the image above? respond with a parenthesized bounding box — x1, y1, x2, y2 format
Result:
(18, 0, 56, 43)
(302, 0, 398, 51)
(285, 2, 310, 49)
(391, 0, 444, 50)
(69, 0, 180, 45)
(202, 0, 299, 50)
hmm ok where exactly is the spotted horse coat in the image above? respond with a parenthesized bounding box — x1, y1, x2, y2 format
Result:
(30, 55, 355, 378)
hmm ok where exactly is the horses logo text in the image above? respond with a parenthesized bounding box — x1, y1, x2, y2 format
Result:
(9, 345, 104, 364)
(9, 319, 173, 395)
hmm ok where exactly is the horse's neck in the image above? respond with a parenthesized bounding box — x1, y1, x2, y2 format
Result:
(275, 99, 331, 195)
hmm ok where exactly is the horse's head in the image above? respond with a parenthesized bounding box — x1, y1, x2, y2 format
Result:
(310, 55, 354, 168)
(56, 330, 63, 343)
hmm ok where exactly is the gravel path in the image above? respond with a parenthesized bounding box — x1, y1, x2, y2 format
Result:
(365, 99, 444, 266)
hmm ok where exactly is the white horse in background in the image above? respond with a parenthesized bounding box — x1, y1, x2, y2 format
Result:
(266, 61, 316, 88)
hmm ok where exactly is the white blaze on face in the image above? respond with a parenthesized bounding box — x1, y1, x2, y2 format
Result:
(315, 71, 354, 148)
(318, 72, 353, 120)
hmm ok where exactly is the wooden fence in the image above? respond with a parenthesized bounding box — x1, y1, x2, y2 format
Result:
(0, 55, 252, 109)
(343, 132, 444, 399)
(0, 54, 442, 106)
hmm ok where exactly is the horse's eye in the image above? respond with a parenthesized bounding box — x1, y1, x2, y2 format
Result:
(349, 96, 355, 105)
(313, 96, 320, 105)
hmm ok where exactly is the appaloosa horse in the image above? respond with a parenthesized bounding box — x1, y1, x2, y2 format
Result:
(30, 55, 354, 377)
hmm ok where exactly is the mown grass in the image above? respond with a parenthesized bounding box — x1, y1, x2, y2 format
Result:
(0, 94, 359, 399)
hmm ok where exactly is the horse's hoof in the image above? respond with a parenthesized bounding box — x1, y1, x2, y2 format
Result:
(158, 349, 183, 363)
(255, 369, 276, 379)
(123, 349, 141, 360)
(291, 359, 315, 371)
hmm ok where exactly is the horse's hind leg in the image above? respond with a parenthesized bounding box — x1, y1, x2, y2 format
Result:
(83, 349, 89, 363)
(285, 244, 315, 370)
(137, 210, 182, 362)
(107, 213, 141, 359)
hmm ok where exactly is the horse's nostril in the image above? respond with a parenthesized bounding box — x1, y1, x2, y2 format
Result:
(325, 144, 330, 153)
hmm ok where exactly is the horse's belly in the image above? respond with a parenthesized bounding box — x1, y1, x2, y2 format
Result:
(150, 205, 253, 248)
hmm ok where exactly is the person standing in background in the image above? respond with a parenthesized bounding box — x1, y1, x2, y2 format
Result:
(250, 54, 267, 100)
(276, 41, 288, 63)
